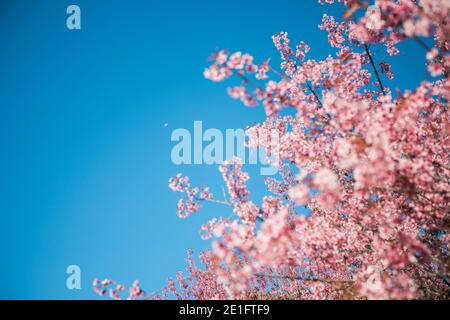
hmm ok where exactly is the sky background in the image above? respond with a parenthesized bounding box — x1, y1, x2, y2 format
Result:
(0, 0, 429, 299)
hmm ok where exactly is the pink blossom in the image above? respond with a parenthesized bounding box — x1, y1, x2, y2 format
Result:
(99, 0, 450, 301)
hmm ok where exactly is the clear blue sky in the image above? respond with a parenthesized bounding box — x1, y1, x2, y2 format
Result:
(0, 0, 428, 299)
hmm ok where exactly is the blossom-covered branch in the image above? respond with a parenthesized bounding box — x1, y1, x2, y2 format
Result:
(97, 0, 450, 300)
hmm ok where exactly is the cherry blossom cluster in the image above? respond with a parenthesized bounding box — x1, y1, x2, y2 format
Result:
(93, 278, 144, 300)
(97, 0, 449, 300)
(168, 173, 212, 218)
(219, 158, 261, 224)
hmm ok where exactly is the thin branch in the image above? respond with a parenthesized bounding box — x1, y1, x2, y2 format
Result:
(306, 82, 323, 108)
(222, 185, 229, 204)
(364, 44, 386, 96)
(195, 196, 232, 207)
(233, 70, 264, 91)
(270, 65, 323, 108)
(414, 36, 431, 51)
(254, 273, 353, 284)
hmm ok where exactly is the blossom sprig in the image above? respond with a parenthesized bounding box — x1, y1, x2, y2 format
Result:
(93, 278, 146, 300)
(168, 174, 213, 218)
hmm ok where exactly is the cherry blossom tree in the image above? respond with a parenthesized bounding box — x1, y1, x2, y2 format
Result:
(95, 0, 449, 300)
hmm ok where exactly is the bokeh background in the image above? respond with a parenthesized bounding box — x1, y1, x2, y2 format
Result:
(0, 0, 429, 298)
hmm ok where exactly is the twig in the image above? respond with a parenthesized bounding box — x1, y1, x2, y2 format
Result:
(270, 65, 323, 108)
(222, 186, 229, 204)
(254, 273, 353, 284)
(195, 196, 232, 207)
(306, 82, 324, 108)
(414, 36, 431, 51)
(364, 44, 385, 96)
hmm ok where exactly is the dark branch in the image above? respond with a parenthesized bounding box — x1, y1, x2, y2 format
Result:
(254, 273, 353, 284)
(364, 44, 386, 96)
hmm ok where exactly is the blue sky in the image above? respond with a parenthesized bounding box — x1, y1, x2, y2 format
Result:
(0, 0, 429, 299)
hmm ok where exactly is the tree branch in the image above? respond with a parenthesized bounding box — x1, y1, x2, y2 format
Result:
(364, 44, 386, 96)
(254, 273, 353, 284)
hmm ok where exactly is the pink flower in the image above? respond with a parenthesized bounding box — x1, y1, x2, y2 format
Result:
(203, 64, 231, 82)
(288, 184, 309, 205)
(100, 0, 450, 301)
